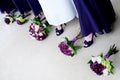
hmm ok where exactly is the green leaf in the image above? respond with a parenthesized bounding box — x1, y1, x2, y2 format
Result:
(76, 33, 82, 39)
(70, 47, 77, 57)
(71, 54, 74, 57)
(107, 44, 119, 56)
(100, 53, 103, 58)
(44, 28, 49, 33)
(74, 46, 82, 50)
(73, 49, 77, 55)
(88, 60, 92, 64)
(64, 37, 71, 45)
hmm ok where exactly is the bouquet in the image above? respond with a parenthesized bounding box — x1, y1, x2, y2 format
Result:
(4, 10, 16, 24)
(29, 17, 49, 41)
(88, 44, 118, 76)
(58, 33, 82, 57)
(4, 14, 15, 24)
(16, 13, 31, 25)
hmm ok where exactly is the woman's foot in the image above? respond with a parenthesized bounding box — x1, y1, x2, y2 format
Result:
(56, 25, 64, 36)
(83, 33, 94, 48)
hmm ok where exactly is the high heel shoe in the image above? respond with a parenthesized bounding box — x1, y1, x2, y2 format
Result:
(56, 26, 64, 36)
(83, 33, 97, 48)
(56, 24, 66, 36)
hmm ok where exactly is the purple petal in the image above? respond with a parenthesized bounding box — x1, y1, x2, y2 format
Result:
(58, 42, 73, 56)
(90, 61, 106, 75)
(4, 18, 10, 24)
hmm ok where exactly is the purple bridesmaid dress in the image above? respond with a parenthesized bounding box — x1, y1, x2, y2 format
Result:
(12, 0, 31, 15)
(73, 0, 116, 37)
(0, 0, 16, 13)
(27, 0, 43, 17)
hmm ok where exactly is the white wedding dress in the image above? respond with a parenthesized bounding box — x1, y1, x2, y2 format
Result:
(38, 0, 77, 26)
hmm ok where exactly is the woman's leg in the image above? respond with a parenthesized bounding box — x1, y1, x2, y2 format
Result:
(73, 0, 116, 47)
(12, 0, 31, 15)
(0, 0, 16, 14)
(27, 0, 43, 17)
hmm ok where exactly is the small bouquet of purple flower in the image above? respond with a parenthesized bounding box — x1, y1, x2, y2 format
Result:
(16, 13, 31, 25)
(58, 34, 82, 57)
(29, 17, 49, 41)
(4, 14, 15, 24)
(4, 10, 16, 24)
(88, 44, 118, 76)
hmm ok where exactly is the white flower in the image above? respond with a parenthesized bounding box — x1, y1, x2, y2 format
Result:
(61, 39, 66, 42)
(91, 56, 96, 63)
(68, 47, 74, 53)
(40, 38, 42, 40)
(103, 69, 109, 76)
(39, 33, 43, 36)
(96, 56, 102, 64)
(31, 24, 34, 28)
(32, 33, 35, 36)
(91, 56, 102, 64)
(35, 25, 39, 32)
(43, 24, 46, 28)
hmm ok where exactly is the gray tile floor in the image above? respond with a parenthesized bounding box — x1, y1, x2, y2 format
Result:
(0, 0, 120, 80)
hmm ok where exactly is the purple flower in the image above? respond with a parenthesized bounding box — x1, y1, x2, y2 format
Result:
(58, 41, 73, 56)
(4, 18, 10, 24)
(90, 61, 106, 75)
(104, 53, 111, 58)
(16, 20, 24, 25)
(88, 45, 118, 76)
(35, 32, 48, 41)
(29, 23, 48, 41)
(29, 23, 35, 34)
(58, 34, 82, 56)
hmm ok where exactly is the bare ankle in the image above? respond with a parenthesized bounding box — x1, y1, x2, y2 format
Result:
(57, 25, 62, 30)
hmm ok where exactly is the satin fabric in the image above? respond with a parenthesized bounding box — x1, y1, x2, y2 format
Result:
(73, 0, 116, 37)
(38, 0, 77, 26)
